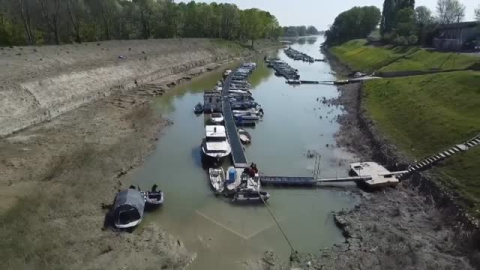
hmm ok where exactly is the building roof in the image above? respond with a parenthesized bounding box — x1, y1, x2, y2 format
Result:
(437, 21, 480, 30)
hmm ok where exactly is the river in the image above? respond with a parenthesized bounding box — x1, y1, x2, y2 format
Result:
(132, 36, 358, 269)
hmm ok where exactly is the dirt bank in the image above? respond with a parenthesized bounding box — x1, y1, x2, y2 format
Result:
(285, 50, 479, 269)
(0, 39, 281, 269)
(0, 39, 273, 137)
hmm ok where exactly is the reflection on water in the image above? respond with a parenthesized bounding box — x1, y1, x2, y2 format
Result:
(132, 37, 357, 269)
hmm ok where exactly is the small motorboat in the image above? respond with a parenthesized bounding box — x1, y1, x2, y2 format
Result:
(194, 103, 203, 114)
(233, 190, 270, 203)
(209, 167, 225, 193)
(234, 114, 260, 121)
(238, 129, 252, 144)
(144, 184, 164, 207)
(210, 112, 224, 124)
(229, 90, 252, 96)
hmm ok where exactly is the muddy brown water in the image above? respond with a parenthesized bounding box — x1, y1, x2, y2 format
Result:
(132, 37, 358, 269)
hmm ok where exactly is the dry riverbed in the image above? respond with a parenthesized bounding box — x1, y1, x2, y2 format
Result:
(0, 39, 281, 268)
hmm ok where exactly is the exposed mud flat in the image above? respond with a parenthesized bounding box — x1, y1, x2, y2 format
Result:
(284, 53, 480, 269)
(0, 39, 260, 137)
(0, 39, 281, 269)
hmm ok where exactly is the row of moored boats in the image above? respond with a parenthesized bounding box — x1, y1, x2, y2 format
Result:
(284, 47, 315, 62)
(201, 63, 271, 203)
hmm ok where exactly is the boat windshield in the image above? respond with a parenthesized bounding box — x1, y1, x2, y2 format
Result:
(206, 136, 226, 142)
(211, 113, 222, 118)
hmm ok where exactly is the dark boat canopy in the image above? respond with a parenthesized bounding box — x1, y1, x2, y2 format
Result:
(113, 189, 145, 219)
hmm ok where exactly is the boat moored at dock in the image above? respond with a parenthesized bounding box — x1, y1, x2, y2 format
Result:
(110, 189, 145, 229)
(201, 125, 232, 163)
(209, 167, 226, 193)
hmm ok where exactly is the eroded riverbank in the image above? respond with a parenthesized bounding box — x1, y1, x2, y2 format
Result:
(290, 47, 478, 269)
(0, 40, 280, 269)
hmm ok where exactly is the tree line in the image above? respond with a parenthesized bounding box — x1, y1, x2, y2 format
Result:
(324, 6, 381, 45)
(0, 0, 282, 46)
(325, 0, 480, 46)
(281, 25, 319, 37)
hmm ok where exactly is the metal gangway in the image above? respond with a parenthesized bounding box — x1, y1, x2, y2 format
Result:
(222, 71, 249, 168)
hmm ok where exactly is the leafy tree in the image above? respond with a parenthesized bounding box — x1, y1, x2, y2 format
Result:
(282, 25, 318, 37)
(381, 0, 415, 35)
(0, 0, 281, 46)
(436, 0, 465, 24)
(325, 6, 381, 45)
(306, 25, 319, 35)
(37, 0, 62, 45)
(474, 5, 480, 21)
(66, 0, 87, 42)
(415, 6, 434, 25)
(415, 6, 435, 45)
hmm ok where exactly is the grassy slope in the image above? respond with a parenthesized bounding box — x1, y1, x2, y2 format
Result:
(365, 72, 480, 209)
(331, 39, 478, 72)
(331, 40, 480, 213)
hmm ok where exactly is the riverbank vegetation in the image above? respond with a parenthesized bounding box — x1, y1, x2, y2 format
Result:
(326, 1, 480, 215)
(0, 0, 282, 46)
(282, 25, 319, 37)
(364, 71, 480, 212)
(324, 6, 381, 45)
(331, 39, 479, 72)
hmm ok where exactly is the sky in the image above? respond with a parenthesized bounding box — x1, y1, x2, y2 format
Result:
(177, 0, 479, 30)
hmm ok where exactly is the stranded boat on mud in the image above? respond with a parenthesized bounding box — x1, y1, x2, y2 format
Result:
(111, 189, 145, 229)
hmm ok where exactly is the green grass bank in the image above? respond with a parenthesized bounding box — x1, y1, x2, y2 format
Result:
(331, 39, 479, 73)
(331, 40, 480, 215)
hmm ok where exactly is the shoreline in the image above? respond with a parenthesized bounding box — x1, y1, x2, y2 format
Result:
(285, 48, 478, 269)
(0, 41, 282, 269)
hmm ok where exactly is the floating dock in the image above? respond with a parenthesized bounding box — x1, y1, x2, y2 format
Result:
(284, 48, 315, 62)
(222, 71, 249, 168)
(259, 175, 371, 187)
(267, 60, 300, 80)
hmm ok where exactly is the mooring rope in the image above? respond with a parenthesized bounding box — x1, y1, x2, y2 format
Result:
(258, 191, 296, 252)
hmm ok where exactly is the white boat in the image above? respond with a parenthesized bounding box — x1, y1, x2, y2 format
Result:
(210, 113, 224, 124)
(229, 90, 252, 96)
(238, 129, 251, 144)
(201, 126, 232, 163)
(233, 108, 264, 117)
(223, 69, 232, 77)
(209, 167, 225, 193)
(214, 86, 223, 91)
(233, 190, 270, 203)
